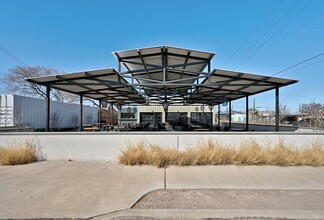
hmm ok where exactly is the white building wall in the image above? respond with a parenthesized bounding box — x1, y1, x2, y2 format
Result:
(0, 94, 99, 129)
(0, 95, 14, 127)
(136, 105, 215, 123)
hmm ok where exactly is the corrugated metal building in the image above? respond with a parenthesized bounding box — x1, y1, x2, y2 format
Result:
(0, 94, 99, 129)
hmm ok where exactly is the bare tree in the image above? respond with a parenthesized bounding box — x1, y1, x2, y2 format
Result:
(2, 65, 84, 103)
(71, 113, 79, 129)
(301, 102, 324, 128)
(279, 103, 290, 123)
(85, 113, 93, 124)
(50, 111, 63, 130)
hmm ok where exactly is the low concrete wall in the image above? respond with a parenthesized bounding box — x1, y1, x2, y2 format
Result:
(0, 132, 323, 161)
(222, 122, 298, 132)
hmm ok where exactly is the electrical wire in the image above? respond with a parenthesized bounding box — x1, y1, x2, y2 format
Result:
(230, 0, 300, 68)
(236, 0, 313, 68)
(272, 52, 324, 76)
(0, 44, 29, 68)
(281, 58, 324, 77)
(221, 0, 283, 68)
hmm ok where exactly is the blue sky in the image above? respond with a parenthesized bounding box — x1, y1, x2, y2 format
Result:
(0, 0, 323, 112)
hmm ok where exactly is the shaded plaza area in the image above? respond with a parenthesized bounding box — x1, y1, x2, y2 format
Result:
(27, 46, 298, 132)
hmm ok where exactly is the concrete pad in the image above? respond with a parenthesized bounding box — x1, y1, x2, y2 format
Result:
(166, 166, 221, 189)
(0, 161, 164, 219)
(2, 162, 324, 219)
(243, 166, 324, 189)
(207, 166, 273, 189)
(288, 166, 324, 187)
(167, 166, 272, 189)
(96, 209, 324, 220)
(0, 166, 13, 171)
(133, 189, 324, 210)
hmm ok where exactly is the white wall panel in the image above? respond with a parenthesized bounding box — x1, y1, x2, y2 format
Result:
(0, 95, 14, 126)
(1, 94, 98, 129)
(0, 132, 323, 161)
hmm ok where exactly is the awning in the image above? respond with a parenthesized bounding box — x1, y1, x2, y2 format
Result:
(188, 69, 298, 105)
(113, 46, 215, 104)
(26, 46, 298, 106)
(27, 68, 146, 104)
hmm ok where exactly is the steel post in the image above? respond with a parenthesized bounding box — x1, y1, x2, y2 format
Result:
(98, 100, 102, 130)
(229, 101, 232, 130)
(79, 94, 83, 131)
(46, 86, 50, 132)
(275, 87, 280, 131)
(246, 96, 249, 131)
(218, 105, 221, 126)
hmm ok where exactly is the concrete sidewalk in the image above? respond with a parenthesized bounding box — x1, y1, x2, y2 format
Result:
(0, 161, 163, 219)
(0, 161, 324, 219)
(166, 165, 324, 189)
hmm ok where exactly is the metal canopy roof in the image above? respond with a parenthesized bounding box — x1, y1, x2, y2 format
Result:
(27, 68, 146, 104)
(26, 46, 298, 106)
(113, 46, 215, 104)
(188, 69, 298, 105)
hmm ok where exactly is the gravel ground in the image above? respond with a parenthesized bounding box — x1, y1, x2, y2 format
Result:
(132, 189, 324, 210)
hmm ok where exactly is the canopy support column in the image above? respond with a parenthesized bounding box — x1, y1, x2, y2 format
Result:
(275, 87, 280, 131)
(111, 104, 114, 125)
(117, 104, 122, 126)
(118, 61, 121, 72)
(229, 101, 232, 130)
(246, 96, 249, 131)
(210, 105, 213, 131)
(45, 85, 50, 132)
(218, 104, 221, 126)
(79, 94, 83, 131)
(98, 100, 102, 130)
(208, 60, 211, 83)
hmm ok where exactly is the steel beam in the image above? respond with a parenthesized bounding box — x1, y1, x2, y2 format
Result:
(275, 87, 279, 131)
(218, 104, 221, 126)
(212, 71, 288, 87)
(79, 94, 83, 131)
(229, 101, 232, 130)
(118, 61, 121, 73)
(210, 105, 214, 131)
(45, 85, 50, 132)
(117, 51, 211, 61)
(119, 60, 207, 75)
(98, 100, 102, 130)
(246, 96, 249, 131)
(208, 60, 211, 84)
(111, 104, 114, 125)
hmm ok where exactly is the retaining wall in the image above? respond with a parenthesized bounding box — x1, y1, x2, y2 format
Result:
(222, 122, 298, 132)
(0, 132, 323, 161)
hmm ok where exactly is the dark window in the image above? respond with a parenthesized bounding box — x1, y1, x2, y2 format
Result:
(190, 112, 212, 125)
(121, 113, 135, 119)
(166, 112, 188, 126)
(140, 112, 162, 125)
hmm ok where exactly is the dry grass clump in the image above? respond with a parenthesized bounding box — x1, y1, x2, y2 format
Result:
(118, 139, 324, 167)
(0, 140, 38, 165)
(118, 141, 179, 168)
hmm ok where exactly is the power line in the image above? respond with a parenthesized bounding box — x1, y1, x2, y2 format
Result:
(221, 0, 283, 68)
(0, 44, 29, 68)
(230, 0, 300, 68)
(236, 0, 313, 68)
(272, 52, 324, 76)
(281, 58, 324, 77)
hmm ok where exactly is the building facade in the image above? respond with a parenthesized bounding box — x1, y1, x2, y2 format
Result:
(118, 105, 216, 129)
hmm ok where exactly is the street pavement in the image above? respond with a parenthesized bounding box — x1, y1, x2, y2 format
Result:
(0, 161, 324, 219)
